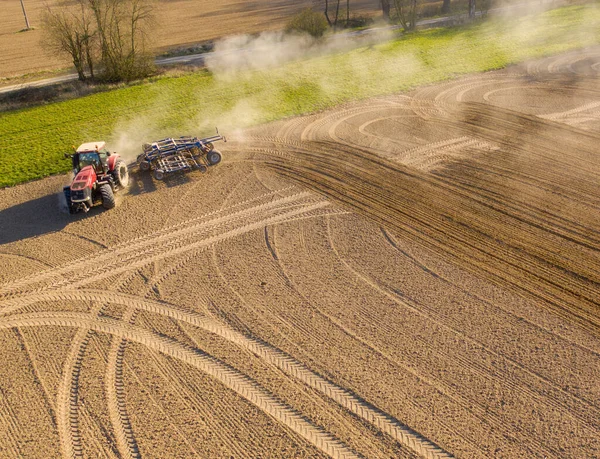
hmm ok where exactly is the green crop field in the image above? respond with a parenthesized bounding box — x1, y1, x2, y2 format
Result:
(1, 4, 599, 188)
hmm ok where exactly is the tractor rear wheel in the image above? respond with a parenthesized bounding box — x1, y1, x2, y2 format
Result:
(99, 184, 116, 209)
(207, 150, 222, 166)
(114, 159, 129, 187)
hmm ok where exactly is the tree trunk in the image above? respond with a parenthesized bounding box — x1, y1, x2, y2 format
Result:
(441, 0, 450, 14)
(334, 0, 341, 30)
(469, 0, 475, 17)
(347, 0, 350, 25)
(324, 0, 332, 26)
(381, 0, 391, 20)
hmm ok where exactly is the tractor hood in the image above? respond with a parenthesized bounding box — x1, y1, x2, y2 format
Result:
(71, 166, 96, 191)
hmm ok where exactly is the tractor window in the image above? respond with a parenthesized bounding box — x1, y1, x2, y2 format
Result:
(98, 151, 108, 166)
(78, 152, 101, 170)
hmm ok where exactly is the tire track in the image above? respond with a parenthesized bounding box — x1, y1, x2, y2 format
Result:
(0, 196, 330, 301)
(0, 312, 363, 459)
(56, 270, 139, 459)
(0, 191, 317, 296)
(2, 288, 454, 458)
(232, 131, 600, 335)
(265, 223, 472, 457)
(323, 219, 566, 458)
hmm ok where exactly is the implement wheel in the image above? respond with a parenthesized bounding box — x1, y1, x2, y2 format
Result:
(154, 170, 165, 181)
(99, 184, 116, 209)
(207, 150, 222, 166)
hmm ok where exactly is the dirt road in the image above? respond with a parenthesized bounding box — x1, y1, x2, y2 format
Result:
(0, 48, 599, 458)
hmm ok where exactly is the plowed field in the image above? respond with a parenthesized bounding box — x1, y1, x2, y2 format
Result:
(1, 48, 599, 458)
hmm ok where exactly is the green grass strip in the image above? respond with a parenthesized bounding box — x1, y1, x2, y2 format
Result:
(1, 4, 599, 187)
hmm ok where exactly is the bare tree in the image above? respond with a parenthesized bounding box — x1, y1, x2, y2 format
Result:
(333, 0, 341, 30)
(347, 0, 350, 25)
(469, 0, 476, 17)
(392, 0, 418, 31)
(42, 0, 154, 82)
(42, 1, 96, 81)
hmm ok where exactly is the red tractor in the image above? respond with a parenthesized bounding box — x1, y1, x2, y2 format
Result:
(63, 142, 129, 214)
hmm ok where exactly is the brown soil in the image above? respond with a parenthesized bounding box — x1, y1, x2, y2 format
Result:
(0, 0, 378, 79)
(1, 48, 599, 458)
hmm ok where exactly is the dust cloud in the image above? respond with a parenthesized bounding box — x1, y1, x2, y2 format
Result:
(204, 28, 396, 77)
(106, 2, 599, 152)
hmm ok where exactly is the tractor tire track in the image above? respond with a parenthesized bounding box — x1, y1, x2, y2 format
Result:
(232, 131, 600, 335)
(4, 288, 454, 458)
(55, 271, 139, 459)
(0, 191, 316, 297)
(0, 312, 363, 459)
(323, 219, 567, 458)
(0, 196, 329, 301)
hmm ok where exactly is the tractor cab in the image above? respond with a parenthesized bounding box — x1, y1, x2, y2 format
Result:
(71, 142, 111, 175)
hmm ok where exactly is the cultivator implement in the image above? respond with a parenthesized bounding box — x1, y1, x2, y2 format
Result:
(137, 132, 225, 180)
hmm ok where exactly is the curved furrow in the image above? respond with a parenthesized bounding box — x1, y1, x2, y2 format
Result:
(275, 115, 314, 139)
(98, 172, 262, 459)
(0, 312, 362, 459)
(265, 224, 468, 457)
(140, 209, 347, 293)
(2, 286, 455, 459)
(43, 192, 319, 292)
(105, 168, 284, 459)
(379, 227, 600, 356)
(60, 201, 330, 292)
(248, 140, 600, 334)
(300, 104, 404, 142)
(253, 139, 600, 274)
(323, 219, 566, 458)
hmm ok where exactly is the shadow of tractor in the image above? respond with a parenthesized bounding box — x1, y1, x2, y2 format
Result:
(0, 169, 193, 246)
(0, 193, 77, 245)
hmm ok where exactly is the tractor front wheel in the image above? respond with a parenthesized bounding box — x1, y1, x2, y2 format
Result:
(99, 184, 116, 209)
(207, 150, 222, 166)
(63, 188, 77, 214)
(114, 159, 129, 188)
